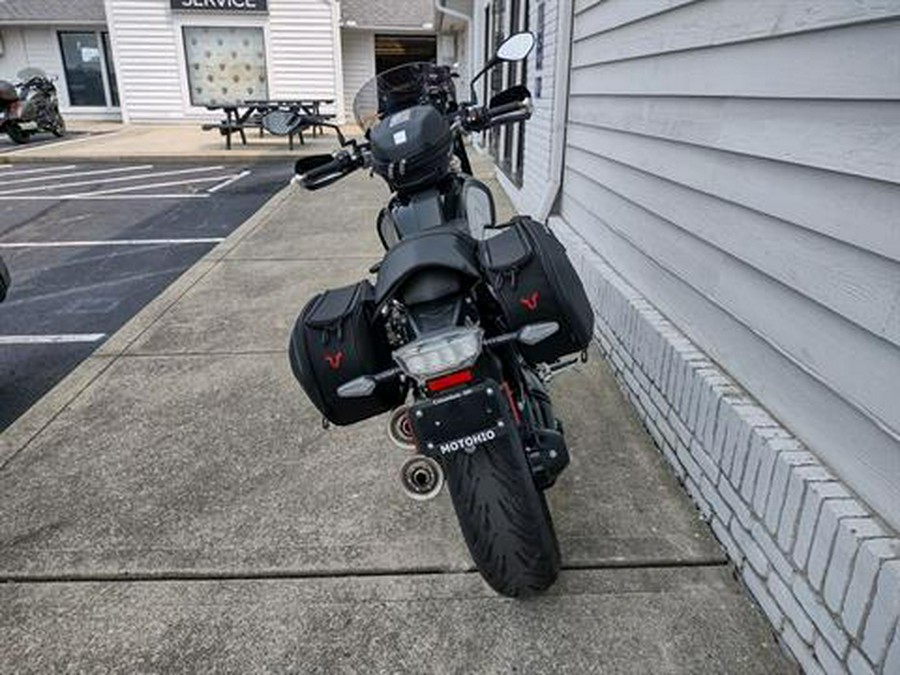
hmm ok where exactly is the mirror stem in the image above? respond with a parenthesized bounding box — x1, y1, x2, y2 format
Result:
(469, 57, 499, 104)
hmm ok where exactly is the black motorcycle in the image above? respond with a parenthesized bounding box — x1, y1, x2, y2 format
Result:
(0, 68, 66, 144)
(288, 32, 594, 596)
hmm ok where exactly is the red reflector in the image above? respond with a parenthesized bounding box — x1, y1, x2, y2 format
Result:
(427, 369, 474, 392)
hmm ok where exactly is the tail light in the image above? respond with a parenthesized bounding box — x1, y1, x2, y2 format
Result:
(393, 327, 483, 383)
(426, 369, 474, 393)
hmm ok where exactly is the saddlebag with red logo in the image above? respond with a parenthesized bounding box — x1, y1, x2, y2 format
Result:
(289, 280, 404, 425)
(478, 216, 593, 364)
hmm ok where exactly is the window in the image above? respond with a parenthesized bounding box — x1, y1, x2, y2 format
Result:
(374, 35, 437, 73)
(183, 26, 267, 107)
(486, 0, 528, 187)
(59, 31, 117, 107)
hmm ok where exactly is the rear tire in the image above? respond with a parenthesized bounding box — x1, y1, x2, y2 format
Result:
(6, 123, 29, 144)
(445, 437, 560, 597)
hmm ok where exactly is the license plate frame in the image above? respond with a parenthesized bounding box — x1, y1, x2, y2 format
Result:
(409, 378, 513, 459)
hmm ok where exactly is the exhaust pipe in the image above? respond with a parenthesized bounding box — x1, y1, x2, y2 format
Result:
(399, 455, 444, 501)
(387, 405, 416, 449)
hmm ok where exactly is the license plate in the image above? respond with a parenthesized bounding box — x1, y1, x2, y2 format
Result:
(409, 379, 513, 459)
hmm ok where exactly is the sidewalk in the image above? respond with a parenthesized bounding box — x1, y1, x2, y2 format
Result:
(0, 156, 794, 673)
(0, 120, 351, 164)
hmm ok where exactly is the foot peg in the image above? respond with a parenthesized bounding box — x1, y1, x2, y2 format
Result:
(536, 356, 579, 384)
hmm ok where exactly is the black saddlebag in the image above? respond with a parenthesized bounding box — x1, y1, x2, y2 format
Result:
(478, 216, 594, 364)
(289, 280, 404, 425)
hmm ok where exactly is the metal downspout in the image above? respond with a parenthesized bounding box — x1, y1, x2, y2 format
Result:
(434, 0, 473, 97)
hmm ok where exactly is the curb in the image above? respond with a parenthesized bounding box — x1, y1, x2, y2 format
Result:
(0, 183, 296, 469)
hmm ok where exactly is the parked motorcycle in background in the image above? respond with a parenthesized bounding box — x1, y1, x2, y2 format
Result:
(288, 32, 594, 597)
(0, 68, 66, 144)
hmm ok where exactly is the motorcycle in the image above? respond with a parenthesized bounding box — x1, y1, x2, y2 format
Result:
(288, 32, 594, 597)
(0, 68, 66, 144)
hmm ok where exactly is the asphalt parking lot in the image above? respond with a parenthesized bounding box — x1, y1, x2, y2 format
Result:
(0, 160, 292, 429)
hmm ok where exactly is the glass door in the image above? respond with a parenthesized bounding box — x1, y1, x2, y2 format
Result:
(58, 31, 119, 107)
(58, 32, 106, 106)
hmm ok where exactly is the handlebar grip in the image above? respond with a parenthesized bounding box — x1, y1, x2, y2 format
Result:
(462, 100, 532, 133)
(298, 152, 356, 190)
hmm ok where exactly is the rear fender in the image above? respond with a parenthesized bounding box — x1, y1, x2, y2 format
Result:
(409, 378, 520, 461)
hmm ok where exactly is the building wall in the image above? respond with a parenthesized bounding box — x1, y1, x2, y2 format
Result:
(0, 25, 117, 118)
(470, 0, 565, 220)
(340, 29, 374, 124)
(104, 0, 338, 122)
(542, 1, 900, 673)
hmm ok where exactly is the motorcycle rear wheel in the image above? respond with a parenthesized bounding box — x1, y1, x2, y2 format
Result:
(6, 123, 29, 144)
(445, 436, 561, 597)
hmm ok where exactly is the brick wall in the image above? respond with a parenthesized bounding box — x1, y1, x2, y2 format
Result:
(551, 216, 900, 675)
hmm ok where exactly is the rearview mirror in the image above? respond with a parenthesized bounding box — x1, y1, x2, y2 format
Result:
(470, 32, 536, 104)
(496, 32, 535, 62)
(294, 154, 334, 176)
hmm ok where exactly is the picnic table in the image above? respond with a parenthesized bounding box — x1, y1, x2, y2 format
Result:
(203, 98, 336, 150)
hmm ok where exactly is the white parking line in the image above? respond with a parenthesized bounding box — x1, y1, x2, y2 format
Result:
(70, 174, 239, 198)
(0, 164, 154, 187)
(0, 164, 79, 177)
(0, 238, 225, 248)
(0, 165, 226, 195)
(208, 169, 251, 193)
(0, 333, 107, 345)
(0, 193, 210, 201)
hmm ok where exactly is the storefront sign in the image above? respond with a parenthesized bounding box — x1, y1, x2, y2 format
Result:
(170, 0, 268, 12)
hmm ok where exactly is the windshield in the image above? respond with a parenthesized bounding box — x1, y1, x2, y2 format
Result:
(17, 68, 47, 81)
(352, 62, 456, 132)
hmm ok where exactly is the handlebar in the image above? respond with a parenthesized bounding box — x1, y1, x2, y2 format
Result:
(294, 148, 367, 191)
(293, 94, 531, 191)
(461, 99, 532, 133)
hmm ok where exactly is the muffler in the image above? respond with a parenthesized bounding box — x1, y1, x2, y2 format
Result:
(387, 405, 416, 449)
(399, 455, 444, 501)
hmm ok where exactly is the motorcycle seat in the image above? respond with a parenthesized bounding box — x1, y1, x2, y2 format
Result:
(374, 228, 480, 307)
(0, 81, 19, 103)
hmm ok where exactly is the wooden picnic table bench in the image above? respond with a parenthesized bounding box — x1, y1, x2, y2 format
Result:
(203, 98, 336, 150)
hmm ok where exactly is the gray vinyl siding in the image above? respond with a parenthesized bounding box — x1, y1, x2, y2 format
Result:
(559, 0, 900, 529)
(340, 29, 375, 125)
